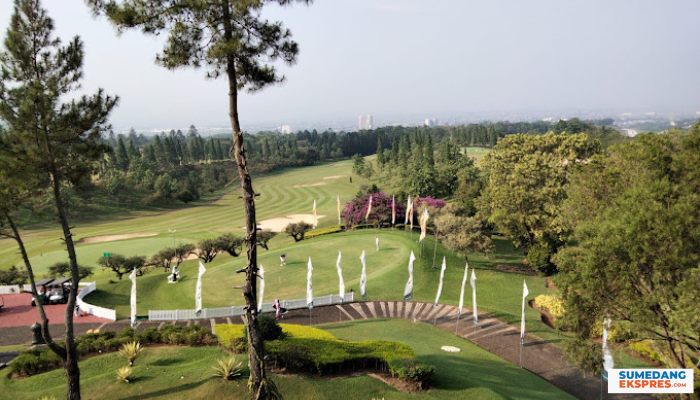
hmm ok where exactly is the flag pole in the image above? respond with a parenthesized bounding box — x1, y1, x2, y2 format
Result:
(431, 224, 439, 269)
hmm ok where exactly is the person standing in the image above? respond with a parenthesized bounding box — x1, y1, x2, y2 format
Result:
(280, 254, 286, 267)
(273, 299, 281, 319)
(375, 236, 379, 251)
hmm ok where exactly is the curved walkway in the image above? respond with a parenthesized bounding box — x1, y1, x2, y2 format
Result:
(0, 301, 648, 400)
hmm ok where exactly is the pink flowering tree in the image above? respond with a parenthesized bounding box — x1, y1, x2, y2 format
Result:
(342, 191, 405, 229)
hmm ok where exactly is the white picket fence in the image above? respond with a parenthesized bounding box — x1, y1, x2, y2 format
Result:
(149, 292, 355, 321)
(0, 285, 21, 294)
(76, 282, 117, 321)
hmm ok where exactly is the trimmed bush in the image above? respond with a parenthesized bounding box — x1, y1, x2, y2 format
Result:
(629, 340, 664, 365)
(388, 358, 435, 389)
(215, 324, 247, 353)
(9, 348, 62, 377)
(252, 314, 285, 342)
(305, 225, 342, 239)
(534, 295, 565, 318)
(9, 325, 216, 378)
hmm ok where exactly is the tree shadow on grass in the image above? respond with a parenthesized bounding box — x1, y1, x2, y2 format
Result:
(150, 357, 186, 367)
(419, 354, 574, 399)
(118, 376, 217, 400)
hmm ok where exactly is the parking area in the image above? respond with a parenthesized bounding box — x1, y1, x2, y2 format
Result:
(0, 293, 111, 328)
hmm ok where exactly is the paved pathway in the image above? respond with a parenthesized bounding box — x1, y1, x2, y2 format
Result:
(0, 301, 651, 400)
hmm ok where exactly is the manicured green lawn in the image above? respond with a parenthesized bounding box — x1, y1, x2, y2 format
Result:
(84, 229, 562, 344)
(0, 320, 575, 400)
(0, 158, 374, 274)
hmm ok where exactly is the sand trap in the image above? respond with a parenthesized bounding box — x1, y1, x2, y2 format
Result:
(292, 182, 326, 188)
(78, 232, 158, 244)
(323, 175, 345, 180)
(255, 214, 326, 232)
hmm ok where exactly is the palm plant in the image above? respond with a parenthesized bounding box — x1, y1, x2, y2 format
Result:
(212, 357, 243, 381)
(119, 342, 144, 366)
(116, 366, 132, 383)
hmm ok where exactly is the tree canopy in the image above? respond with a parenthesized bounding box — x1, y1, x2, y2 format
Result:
(555, 125, 700, 375)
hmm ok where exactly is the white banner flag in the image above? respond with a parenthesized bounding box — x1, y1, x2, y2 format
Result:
(603, 317, 614, 378)
(312, 199, 317, 228)
(365, 194, 373, 220)
(257, 264, 264, 313)
(336, 251, 345, 300)
(196, 260, 206, 314)
(404, 251, 416, 300)
(458, 260, 469, 316)
(434, 257, 447, 307)
(360, 250, 367, 299)
(129, 268, 137, 327)
(471, 269, 478, 325)
(337, 195, 341, 224)
(405, 195, 412, 225)
(419, 207, 429, 242)
(307, 257, 314, 309)
(521, 280, 529, 344)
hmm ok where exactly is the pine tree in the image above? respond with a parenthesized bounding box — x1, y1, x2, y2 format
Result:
(91, 1, 309, 397)
(127, 138, 141, 161)
(376, 136, 385, 167)
(424, 134, 435, 169)
(0, 1, 117, 398)
(391, 136, 399, 165)
(115, 135, 130, 171)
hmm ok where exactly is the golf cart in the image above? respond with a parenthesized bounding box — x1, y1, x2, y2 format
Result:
(31, 278, 54, 306)
(46, 277, 72, 304)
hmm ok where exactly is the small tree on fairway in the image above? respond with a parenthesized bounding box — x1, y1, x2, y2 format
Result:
(285, 222, 312, 242)
(195, 238, 223, 263)
(0, 1, 118, 398)
(256, 230, 277, 250)
(49, 263, 94, 282)
(98, 254, 147, 280)
(217, 233, 245, 257)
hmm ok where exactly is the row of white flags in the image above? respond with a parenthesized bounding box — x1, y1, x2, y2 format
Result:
(127, 246, 532, 342)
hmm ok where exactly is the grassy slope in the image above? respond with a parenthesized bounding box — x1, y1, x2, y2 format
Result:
(0, 320, 574, 400)
(86, 229, 563, 344)
(0, 159, 374, 274)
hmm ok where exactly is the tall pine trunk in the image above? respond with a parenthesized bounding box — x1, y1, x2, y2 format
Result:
(50, 173, 81, 400)
(221, 3, 266, 398)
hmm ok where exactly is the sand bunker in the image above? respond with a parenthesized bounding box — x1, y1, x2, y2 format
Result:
(292, 182, 326, 188)
(323, 175, 345, 180)
(256, 214, 326, 232)
(78, 232, 158, 244)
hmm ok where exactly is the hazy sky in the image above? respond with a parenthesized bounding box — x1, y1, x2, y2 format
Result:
(0, 0, 699, 131)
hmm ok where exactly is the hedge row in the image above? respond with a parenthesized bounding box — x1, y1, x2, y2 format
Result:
(10, 325, 216, 377)
(216, 323, 433, 387)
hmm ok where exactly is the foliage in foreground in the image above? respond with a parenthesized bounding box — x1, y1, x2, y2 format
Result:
(10, 326, 215, 377)
(556, 125, 700, 377)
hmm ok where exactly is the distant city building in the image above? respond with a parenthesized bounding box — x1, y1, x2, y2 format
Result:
(359, 115, 373, 130)
(279, 125, 292, 134)
(424, 118, 438, 127)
